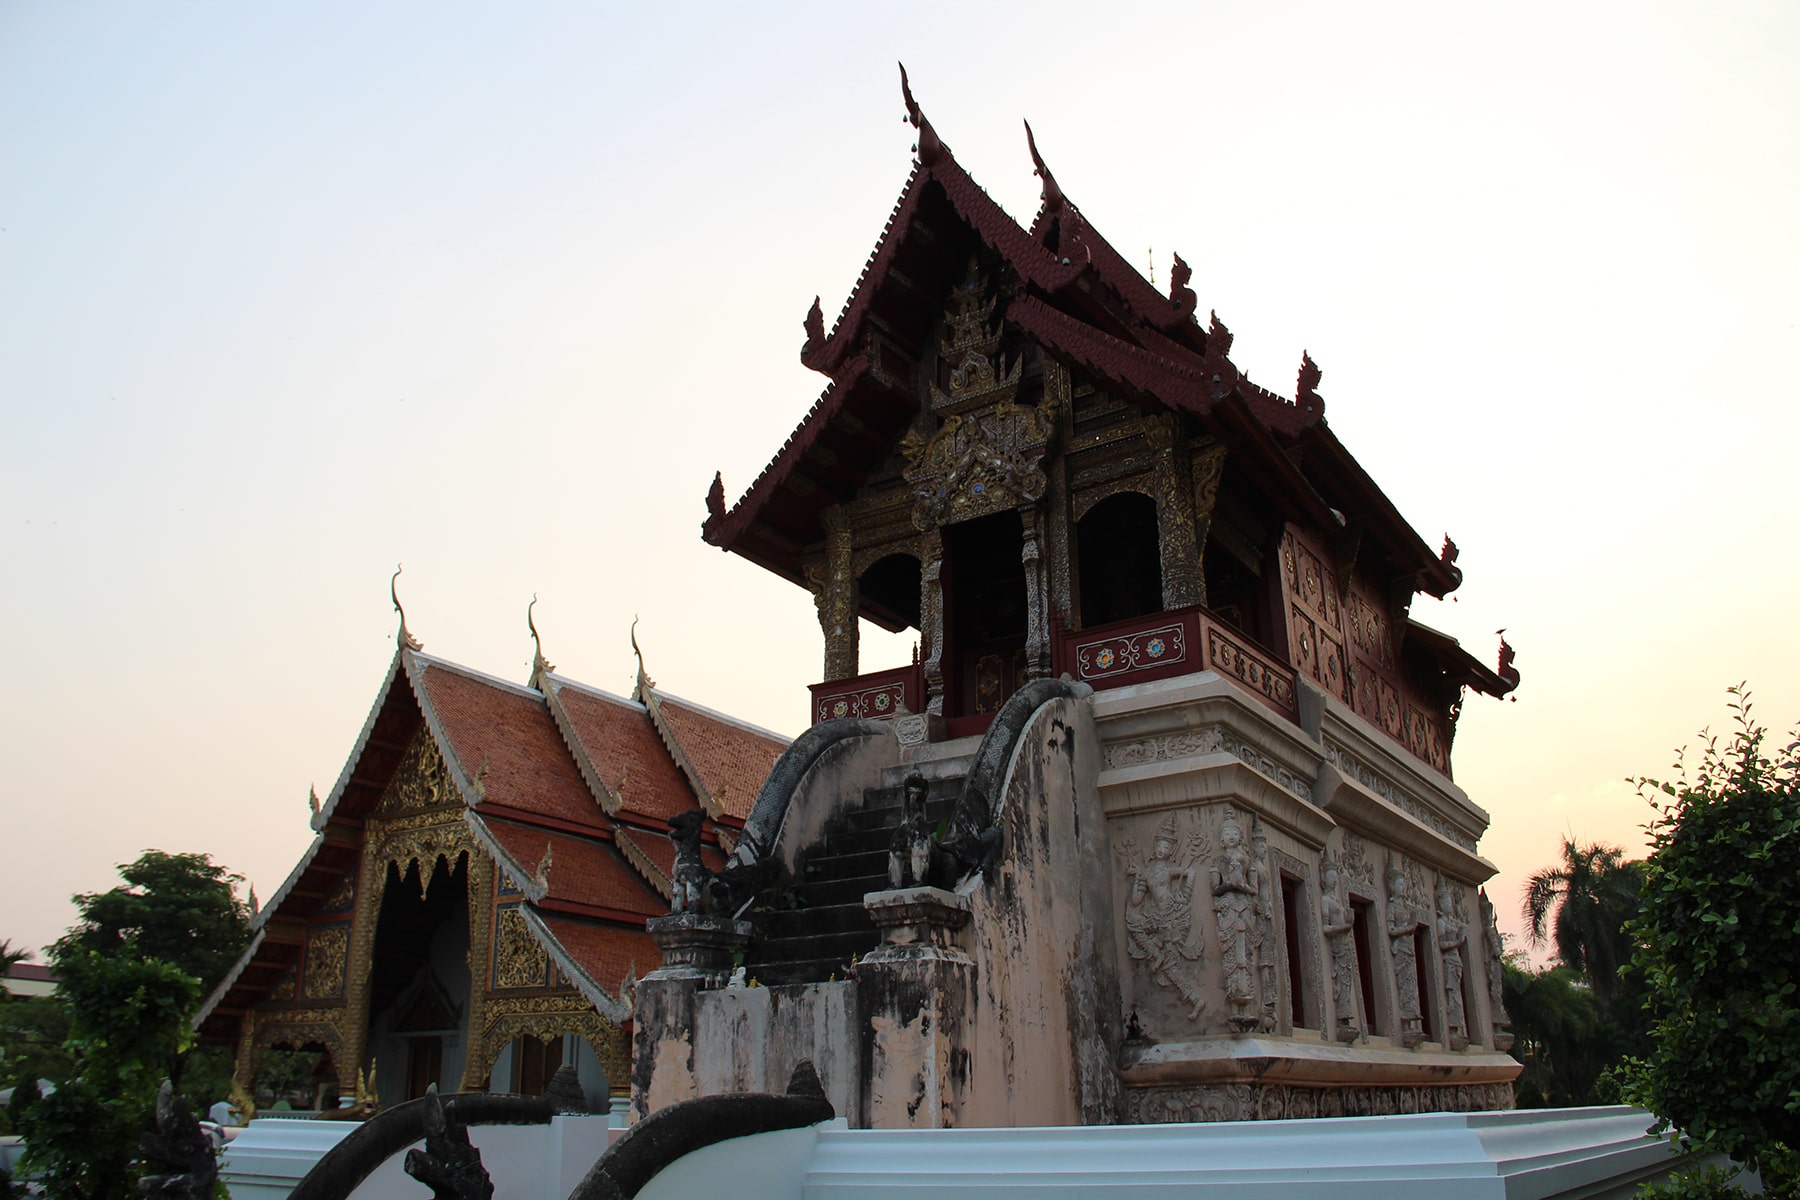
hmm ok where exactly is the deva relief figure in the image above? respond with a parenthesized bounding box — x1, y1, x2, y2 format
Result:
(1479, 889, 1514, 1051)
(1210, 807, 1260, 1031)
(1386, 861, 1426, 1046)
(1250, 817, 1277, 1032)
(1319, 859, 1360, 1043)
(1436, 880, 1469, 1049)
(1121, 813, 1209, 1019)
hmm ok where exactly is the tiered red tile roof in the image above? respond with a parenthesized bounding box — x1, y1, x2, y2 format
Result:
(196, 640, 788, 1044)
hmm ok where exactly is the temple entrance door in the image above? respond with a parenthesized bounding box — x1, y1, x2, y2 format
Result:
(944, 511, 1027, 724)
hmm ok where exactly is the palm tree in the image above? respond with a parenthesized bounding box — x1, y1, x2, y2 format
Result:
(0, 938, 30, 1002)
(1520, 838, 1643, 1004)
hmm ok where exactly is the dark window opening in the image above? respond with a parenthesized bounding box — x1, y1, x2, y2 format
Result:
(1077, 492, 1162, 628)
(1281, 875, 1308, 1028)
(1413, 927, 1436, 1041)
(859, 553, 922, 633)
(1203, 541, 1267, 643)
(404, 1037, 442, 1102)
(514, 1035, 565, 1096)
(368, 854, 468, 1023)
(1350, 898, 1379, 1035)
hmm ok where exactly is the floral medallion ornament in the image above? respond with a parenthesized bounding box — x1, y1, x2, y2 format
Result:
(1146, 637, 1166, 658)
(832, 699, 850, 718)
(1095, 647, 1117, 670)
(873, 692, 891, 712)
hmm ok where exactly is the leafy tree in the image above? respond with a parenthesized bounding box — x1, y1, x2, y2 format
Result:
(0, 941, 29, 996)
(1503, 961, 1607, 1107)
(55, 850, 250, 996)
(1628, 689, 1799, 1194)
(1521, 837, 1643, 1005)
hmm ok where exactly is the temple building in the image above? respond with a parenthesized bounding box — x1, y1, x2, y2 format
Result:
(633, 75, 1524, 1126)
(194, 607, 786, 1112)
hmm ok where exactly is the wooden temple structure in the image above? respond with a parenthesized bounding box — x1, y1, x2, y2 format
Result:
(629, 71, 1524, 1127)
(193, 607, 786, 1112)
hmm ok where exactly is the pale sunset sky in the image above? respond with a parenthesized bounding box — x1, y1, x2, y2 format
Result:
(3, 3, 1796, 962)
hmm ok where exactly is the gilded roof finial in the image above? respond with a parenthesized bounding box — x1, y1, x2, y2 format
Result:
(527, 594, 555, 688)
(899, 63, 945, 166)
(533, 841, 554, 893)
(629, 616, 656, 699)
(391, 564, 423, 651)
(1024, 119, 1063, 211)
(308, 785, 321, 819)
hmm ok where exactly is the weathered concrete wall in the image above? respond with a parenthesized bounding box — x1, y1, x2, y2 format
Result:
(689, 982, 861, 1125)
(956, 695, 1122, 1127)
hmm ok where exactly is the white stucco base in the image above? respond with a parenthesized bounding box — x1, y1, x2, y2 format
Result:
(218, 1106, 1710, 1200)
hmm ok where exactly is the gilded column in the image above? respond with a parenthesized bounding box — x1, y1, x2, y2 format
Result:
(1043, 359, 1076, 633)
(459, 851, 496, 1090)
(1020, 506, 1051, 679)
(919, 527, 946, 715)
(1190, 443, 1227, 606)
(340, 841, 383, 1081)
(1148, 414, 1204, 610)
(813, 505, 859, 682)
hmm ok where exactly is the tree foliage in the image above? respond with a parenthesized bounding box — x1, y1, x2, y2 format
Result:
(1629, 688, 1799, 1192)
(55, 850, 250, 996)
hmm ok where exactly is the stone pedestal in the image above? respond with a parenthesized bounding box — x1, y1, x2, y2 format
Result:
(634, 914, 754, 1120)
(894, 712, 947, 761)
(856, 887, 974, 1128)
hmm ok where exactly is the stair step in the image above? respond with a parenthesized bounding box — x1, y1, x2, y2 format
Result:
(792, 874, 891, 908)
(801, 847, 888, 879)
(745, 928, 875, 967)
(755, 902, 872, 939)
(743, 956, 861, 988)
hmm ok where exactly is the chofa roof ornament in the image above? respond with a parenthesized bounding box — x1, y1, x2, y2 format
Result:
(390, 563, 423, 651)
(899, 62, 945, 166)
(527, 594, 555, 688)
(1023, 119, 1064, 212)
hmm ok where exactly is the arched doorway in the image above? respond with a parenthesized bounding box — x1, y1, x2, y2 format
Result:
(365, 853, 471, 1105)
(945, 511, 1027, 718)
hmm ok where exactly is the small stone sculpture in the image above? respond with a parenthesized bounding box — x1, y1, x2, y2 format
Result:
(1437, 880, 1469, 1050)
(545, 1064, 588, 1115)
(1319, 859, 1360, 1043)
(1387, 862, 1425, 1047)
(667, 810, 713, 914)
(137, 1082, 218, 1200)
(1210, 807, 1259, 1031)
(888, 774, 934, 889)
(403, 1085, 494, 1200)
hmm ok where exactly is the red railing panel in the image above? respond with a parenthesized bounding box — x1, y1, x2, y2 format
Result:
(808, 662, 924, 725)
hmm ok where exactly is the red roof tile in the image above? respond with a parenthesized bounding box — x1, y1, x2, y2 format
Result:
(547, 678, 698, 824)
(413, 659, 602, 831)
(534, 914, 659, 1000)
(649, 691, 787, 822)
(476, 815, 664, 920)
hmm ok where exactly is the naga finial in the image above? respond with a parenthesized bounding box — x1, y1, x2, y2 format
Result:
(802, 296, 824, 353)
(527, 593, 555, 685)
(899, 62, 945, 166)
(390, 564, 423, 651)
(1496, 630, 1520, 695)
(308, 785, 321, 819)
(1168, 251, 1197, 316)
(533, 841, 554, 893)
(1296, 351, 1324, 420)
(630, 616, 656, 697)
(1023, 119, 1063, 211)
(1209, 310, 1234, 357)
(705, 471, 726, 524)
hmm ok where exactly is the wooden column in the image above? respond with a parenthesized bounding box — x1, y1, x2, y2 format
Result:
(812, 505, 860, 683)
(1148, 415, 1205, 610)
(920, 527, 946, 715)
(1191, 443, 1227, 607)
(458, 853, 495, 1090)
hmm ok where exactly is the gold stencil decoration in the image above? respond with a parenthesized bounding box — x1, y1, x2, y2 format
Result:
(268, 964, 298, 1002)
(322, 870, 356, 913)
(492, 905, 550, 990)
(301, 924, 350, 1001)
(376, 727, 459, 816)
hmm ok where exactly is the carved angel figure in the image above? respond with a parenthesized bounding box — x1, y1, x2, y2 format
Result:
(1210, 808, 1259, 1028)
(1479, 888, 1515, 1051)
(1123, 814, 1208, 1019)
(1387, 864, 1425, 1046)
(1320, 861, 1360, 1042)
(1437, 881, 1469, 1047)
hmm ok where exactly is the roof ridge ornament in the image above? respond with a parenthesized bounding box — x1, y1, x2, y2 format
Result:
(800, 296, 824, 367)
(1495, 629, 1520, 696)
(391, 564, 423, 651)
(1296, 351, 1325, 422)
(1168, 252, 1197, 319)
(1209, 310, 1234, 358)
(899, 63, 946, 166)
(1023, 119, 1064, 212)
(527, 594, 555, 688)
(629, 616, 656, 700)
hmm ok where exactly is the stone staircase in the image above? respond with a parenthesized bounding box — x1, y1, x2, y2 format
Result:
(741, 774, 962, 986)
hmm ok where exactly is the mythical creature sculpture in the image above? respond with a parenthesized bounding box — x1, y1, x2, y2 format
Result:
(1320, 859, 1360, 1043)
(888, 774, 934, 890)
(667, 810, 714, 915)
(403, 1086, 494, 1200)
(1121, 814, 1208, 1019)
(1210, 807, 1260, 1031)
(138, 1082, 218, 1200)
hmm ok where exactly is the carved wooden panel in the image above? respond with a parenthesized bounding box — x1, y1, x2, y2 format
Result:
(1280, 528, 1347, 702)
